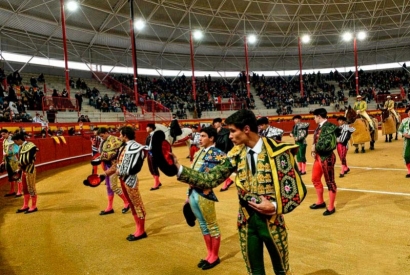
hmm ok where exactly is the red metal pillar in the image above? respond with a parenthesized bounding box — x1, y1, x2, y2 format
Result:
(60, 0, 71, 97)
(298, 37, 304, 98)
(189, 31, 197, 102)
(354, 37, 359, 95)
(129, 0, 139, 105)
(244, 35, 251, 99)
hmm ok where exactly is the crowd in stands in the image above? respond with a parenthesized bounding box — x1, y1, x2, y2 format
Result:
(84, 86, 137, 113)
(253, 67, 410, 114)
(1, 66, 410, 124)
(112, 73, 256, 117)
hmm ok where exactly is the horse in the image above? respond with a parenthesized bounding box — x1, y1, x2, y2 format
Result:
(345, 106, 378, 153)
(154, 123, 193, 147)
(380, 108, 400, 142)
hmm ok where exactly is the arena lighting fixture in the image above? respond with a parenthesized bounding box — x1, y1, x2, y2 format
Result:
(301, 34, 311, 44)
(66, 1, 79, 12)
(357, 31, 367, 40)
(342, 32, 353, 42)
(193, 30, 203, 40)
(247, 34, 257, 44)
(134, 19, 145, 31)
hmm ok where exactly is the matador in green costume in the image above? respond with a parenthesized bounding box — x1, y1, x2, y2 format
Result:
(172, 110, 307, 275)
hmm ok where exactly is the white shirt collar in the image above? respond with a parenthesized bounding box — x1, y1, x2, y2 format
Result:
(247, 137, 263, 154)
(202, 145, 215, 153)
(319, 119, 327, 128)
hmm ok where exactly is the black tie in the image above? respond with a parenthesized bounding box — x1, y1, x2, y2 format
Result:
(249, 150, 256, 175)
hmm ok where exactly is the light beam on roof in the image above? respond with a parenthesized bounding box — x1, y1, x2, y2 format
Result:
(135, 19, 145, 31)
(193, 30, 203, 40)
(247, 35, 257, 44)
(66, 1, 79, 12)
(357, 31, 367, 41)
(343, 32, 353, 42)
(301, 35, 311, 44)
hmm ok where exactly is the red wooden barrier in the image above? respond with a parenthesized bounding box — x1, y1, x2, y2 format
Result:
(0, 136, 91, 185)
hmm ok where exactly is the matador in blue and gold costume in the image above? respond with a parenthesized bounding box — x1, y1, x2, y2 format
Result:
(188, 126, 225, 270)
(167, 110, 306, 275)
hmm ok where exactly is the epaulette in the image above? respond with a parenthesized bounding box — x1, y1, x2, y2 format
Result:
(126, 141, 144, 154)
(227, 144, 245, 158)
(20, 142, 37, 154)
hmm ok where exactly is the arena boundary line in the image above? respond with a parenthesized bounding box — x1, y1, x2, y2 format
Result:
(305, 184, 410, 197)
(306, 163, 407, 171)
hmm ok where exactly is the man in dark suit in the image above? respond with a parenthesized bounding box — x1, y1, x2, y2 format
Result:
(213, 118, 234, 191)
(169, 114, 182, 145)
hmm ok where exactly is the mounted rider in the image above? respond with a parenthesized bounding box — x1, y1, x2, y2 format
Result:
(353, 94, 375, 130)
(383, 95, 400, 122)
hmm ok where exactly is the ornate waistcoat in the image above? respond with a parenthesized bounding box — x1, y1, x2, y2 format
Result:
(190, 146, 226, 201)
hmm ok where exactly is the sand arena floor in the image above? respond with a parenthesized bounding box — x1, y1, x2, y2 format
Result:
(1, 132, 409, 275)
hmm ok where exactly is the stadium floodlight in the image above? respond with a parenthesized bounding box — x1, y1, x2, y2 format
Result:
(135, 19, 145, 31)
(193, 30, 203, 40)
(342, 32, 353, 42)
(66, 1, 79, 12)
(301, 34, 311, 44)
(357, 31, 367, 41)
(247, 34, 257, 44)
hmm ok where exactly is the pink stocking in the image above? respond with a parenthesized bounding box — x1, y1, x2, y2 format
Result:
(133, 215, 146, 237)
(203, 235, 212, 261)
(209, 236, 221, 263)
(118, 193, 129, 208)
(328, 190, 337, 211)
(105, 195, 114, 212)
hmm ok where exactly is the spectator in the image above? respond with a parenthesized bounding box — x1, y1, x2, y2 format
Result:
(30, 77, 38, 88)
(8, 101, 19, 116)
(69, 77, 75, 89)
(19, 111, 32, 122)
(78, 114, 87, 122)
(7, 86, 18, 103)
(46, 106, 57, 123)
(37, 73, 45, 83)
(12, 70, 22, 85)
(75, 91, 83, 111)
(61, 89, 68, 97)
(16, 100, 25, 114)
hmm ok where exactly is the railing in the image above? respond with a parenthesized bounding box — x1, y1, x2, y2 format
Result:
(375, 93, 403, 104)
(123, 110, 145, 122)
(123, 99, 172, 123)
(42, 96, 78, 112)
(93, 73, 174, 114)
(214, 100, 243, 111)
(93, 72, 137, 102)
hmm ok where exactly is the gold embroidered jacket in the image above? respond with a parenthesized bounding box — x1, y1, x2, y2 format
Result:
(178, 138, 307, 226)
(18, 141, 38, 173)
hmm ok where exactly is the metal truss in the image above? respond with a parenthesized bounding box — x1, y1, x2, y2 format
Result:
(0, 0, 410, 73)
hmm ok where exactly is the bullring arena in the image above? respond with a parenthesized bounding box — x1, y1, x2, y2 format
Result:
(1, 1, 410, 275)
(1, 128, 409, 275)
